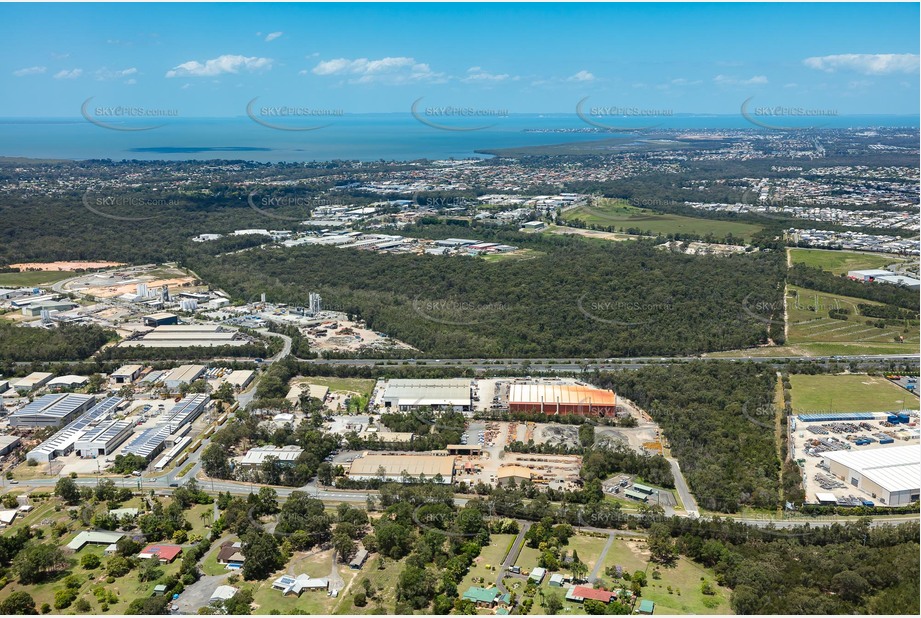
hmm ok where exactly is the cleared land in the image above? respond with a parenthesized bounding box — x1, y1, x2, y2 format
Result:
(561, 199, 762, 240)
(786, 285, 919, 354)
(333, 555, 405, 614)
(789, 374, 914, 414)
(0, 270, 75, 287)
(458, 533, 517, 592)
(293, 376, 376, 398)
(789, 248, 909, 275)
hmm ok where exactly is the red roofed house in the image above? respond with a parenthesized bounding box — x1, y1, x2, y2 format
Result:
(138, 544, 183, 563)
(565, 586, 618, 604)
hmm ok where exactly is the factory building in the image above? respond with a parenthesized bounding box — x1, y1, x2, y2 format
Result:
(111, 365, 144, 384)
(122, 425, 172, 462)
(239, 445, 304, 468)
(0, 435, 22, 457)
(10, 372, 54, 393)
(847, 269, 921, 291)
(75, 420, 135, 458)
(161, 394, 209, 432)
(9, 393, 95, 428)
(222, 370, 255, 391)
(380, 379, 473, 412)
(508, 382, 617, 416)
(824, 445, 920, 507)
(21, 300, 77, 316)
(26, 397, 123, 463)
(47, 375, 89, 391)
(163, 365, 207, 392)
(143, 312, 179, 327)
(347, 453, 455, 484)
(121, 325, 245, 348)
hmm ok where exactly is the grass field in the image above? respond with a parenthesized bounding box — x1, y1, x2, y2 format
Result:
(789, 374, 914, 414)
(511, 534, 731, 615)
(561, 199, 762, 240)
(482, 248, 545, 262)
(789, 248, 908, 275)
(0, 270, 74, 287)
(786, 286, 919, 354)
(294, 376, 376, 397)
(250, 548, 352, 615)
(458, 533, 516, 592)
(595, 537, 732, 615)
(333, 555, 405, 614)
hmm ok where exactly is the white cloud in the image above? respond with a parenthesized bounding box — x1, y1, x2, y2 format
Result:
(165, 54, 272, 78)
(713, 74, 768, 86)
(13, 66, 46, 77)
(669, 78, 702, 86)
(462, 67, 511, 83)
(95, 67, 138, 81)
(568, 70, 595, 82)
(265, 31, 283, 42)
(803, 53, 919, 75)
(311, 56, 445, 84)
(53, 69, 82, 80)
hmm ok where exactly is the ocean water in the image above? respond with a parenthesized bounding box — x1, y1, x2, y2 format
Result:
(0, 114, 916, 163)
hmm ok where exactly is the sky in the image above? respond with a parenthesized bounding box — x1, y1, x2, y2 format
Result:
(1, 2, 919, 117)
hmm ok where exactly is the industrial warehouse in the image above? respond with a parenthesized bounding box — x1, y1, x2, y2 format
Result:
(26, 397, 124, 463)
(120, 324, 248, 348)
(9, 393, 96, 428)
(823, 444, 920, 507)
(347, 452, 456, 483)
(507, 382, 617, 416)
(379, 378, 474, 412)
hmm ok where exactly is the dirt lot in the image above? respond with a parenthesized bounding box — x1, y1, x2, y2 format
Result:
(10, 261, 125, 271)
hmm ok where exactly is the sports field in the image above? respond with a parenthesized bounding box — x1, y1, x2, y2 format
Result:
(788, 374, 914, 413)
(561, 199, 762, 240)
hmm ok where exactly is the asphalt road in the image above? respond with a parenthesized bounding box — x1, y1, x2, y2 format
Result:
(667, 458, 700, 518)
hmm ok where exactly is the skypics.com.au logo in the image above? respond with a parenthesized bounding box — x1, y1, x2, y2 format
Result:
(576, 97, 672, 131)
(411, 98, 509, 132)
(81, 97, 178, 131)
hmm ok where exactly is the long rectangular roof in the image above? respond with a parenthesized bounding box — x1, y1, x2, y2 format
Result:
(13, 393, 94, 423)
(382, 379, 472, 406)
(122, 425, 171, 458)
(27, 397, 123, 459)
(162, 394, 208, 430)
(348, 453, 455, 479)
(825, 444, 920, 492)
(509, 383, 616, 406)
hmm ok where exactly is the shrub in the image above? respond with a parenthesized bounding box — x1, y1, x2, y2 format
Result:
(53, 589, 77, 610)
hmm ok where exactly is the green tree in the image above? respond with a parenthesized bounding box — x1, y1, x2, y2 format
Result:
(0, 592, 38, 615)
(545, 592, 564, 615)
(81, 553, 101, 569)
(241, 529, 282, 581)
(54, 477, 81, 504)
(13, 543, 71, 584)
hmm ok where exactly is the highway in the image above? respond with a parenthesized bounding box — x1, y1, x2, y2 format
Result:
(6, 473, 918, 531)
(300, 354, 919, 373)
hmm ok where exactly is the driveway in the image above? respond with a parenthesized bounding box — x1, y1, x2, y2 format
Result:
(172, 572, 231, 614)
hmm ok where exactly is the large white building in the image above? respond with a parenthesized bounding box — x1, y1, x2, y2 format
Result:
(824, 445, 920, 507)
(379, 379, 473, 412)
(10, 393, 95, 428)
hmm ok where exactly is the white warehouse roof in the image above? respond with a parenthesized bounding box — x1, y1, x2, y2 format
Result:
(825, 444, 921, 493)
(382, 379, 472, 407)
